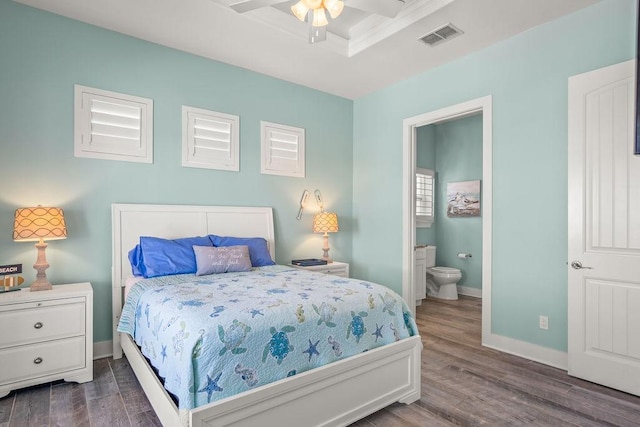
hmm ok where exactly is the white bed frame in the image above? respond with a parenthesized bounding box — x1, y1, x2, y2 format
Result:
(112, 203, 422, 427)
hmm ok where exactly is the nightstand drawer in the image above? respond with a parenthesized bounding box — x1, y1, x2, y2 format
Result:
(321, 267, 348, 277)
(290, 261, 349, 278)
(0, 300, 86, 348)
(0, 336, 86, 384)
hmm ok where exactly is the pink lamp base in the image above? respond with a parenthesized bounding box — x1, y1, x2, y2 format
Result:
(321, 232, 333, 263)
(30, 240, 52, 291)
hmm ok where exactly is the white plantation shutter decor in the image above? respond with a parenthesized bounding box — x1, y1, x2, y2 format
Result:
(74, 85, 153, 163)
(261, 121, 305, 178)
(182, 106, 239, 171)
(416, 168, 435, 227)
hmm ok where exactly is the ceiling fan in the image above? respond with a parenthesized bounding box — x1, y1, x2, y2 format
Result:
(228, 0, 407, 43)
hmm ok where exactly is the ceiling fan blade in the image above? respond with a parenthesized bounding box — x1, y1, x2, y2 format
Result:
(229, 0, 285, 13)
(347, 0, 405, 18)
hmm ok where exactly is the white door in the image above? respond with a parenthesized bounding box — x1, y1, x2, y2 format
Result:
(568, 59, 640, 396)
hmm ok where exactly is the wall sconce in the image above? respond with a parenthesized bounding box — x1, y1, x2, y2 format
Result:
(296, 190, 310, 220)
(13, 206, 67, 291)
(314, 189, 324, 211)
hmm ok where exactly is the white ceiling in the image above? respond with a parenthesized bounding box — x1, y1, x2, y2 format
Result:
(13, 0, 598, 99)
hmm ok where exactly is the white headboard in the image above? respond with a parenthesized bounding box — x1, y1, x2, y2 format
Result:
(111, 203, 275, 357)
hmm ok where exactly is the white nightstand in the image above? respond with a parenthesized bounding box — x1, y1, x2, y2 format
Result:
(290, 261, 349, 278)
(0, 282, 93, 398)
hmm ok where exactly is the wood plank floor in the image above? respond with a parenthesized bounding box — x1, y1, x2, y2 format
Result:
(0, 356, 161, 427)
(355, 296, 640, 426)
(2, 295, 639, 426)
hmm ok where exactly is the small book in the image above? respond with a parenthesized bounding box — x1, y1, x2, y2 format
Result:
(292, 258, 327, 267)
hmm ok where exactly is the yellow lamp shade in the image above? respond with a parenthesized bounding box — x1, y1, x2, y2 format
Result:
(13, 206, 67, 242)
(313, 212, 339, 233)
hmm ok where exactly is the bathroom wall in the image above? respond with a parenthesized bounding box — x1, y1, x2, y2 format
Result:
(434, 115, 483, 290)
(416, 115, 483, 290)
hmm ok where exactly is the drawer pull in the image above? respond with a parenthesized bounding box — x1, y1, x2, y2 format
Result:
(34, 322, 43, 329)
(33, 357, 43, 364)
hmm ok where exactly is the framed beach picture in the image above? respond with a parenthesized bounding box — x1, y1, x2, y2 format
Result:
(447, 180, 481, 217)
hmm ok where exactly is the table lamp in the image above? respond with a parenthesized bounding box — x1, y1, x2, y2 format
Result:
(312, 211, 338, 263)
(13, 206, 67, 291)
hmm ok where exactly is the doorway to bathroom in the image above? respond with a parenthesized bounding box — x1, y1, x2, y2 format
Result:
(402, 96, 493, 346)
(415, 114, 483, 300)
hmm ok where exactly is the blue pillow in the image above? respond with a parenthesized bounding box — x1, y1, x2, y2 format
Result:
(209, 235, 275, 267)
(138, 235, 213, 278)
(128, 244, 146, 277)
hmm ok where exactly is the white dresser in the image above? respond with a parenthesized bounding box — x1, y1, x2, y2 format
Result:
(0, 282, 93, 397)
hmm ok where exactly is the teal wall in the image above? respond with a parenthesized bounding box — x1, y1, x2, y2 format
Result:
(0, 0, 353, 343)
(416, 116, 482, 290)
(353, 0, 636, 352)
(0, 0, 635, 355)
(421, 115, 483, 289)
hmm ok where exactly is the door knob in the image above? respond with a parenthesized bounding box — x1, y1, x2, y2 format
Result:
(571, 261, 593, 270)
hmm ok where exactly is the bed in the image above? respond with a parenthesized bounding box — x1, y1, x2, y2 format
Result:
(111, 203, 422, 426)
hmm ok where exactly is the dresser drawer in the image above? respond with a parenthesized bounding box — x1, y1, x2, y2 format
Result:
(0, 336, 86, 384)
(0, 299, 85, 348)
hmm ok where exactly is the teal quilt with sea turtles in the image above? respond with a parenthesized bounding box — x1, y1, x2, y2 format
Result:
(117, 265, 418, 410)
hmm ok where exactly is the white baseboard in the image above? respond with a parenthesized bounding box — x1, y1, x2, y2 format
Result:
(94, 340, 113, 359)
(483, 333, 568, 370)
(458, 285, 482, 298)
(449, 285, 565, 370)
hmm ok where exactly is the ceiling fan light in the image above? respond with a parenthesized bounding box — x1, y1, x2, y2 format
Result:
(323, 0, 344, 19)
(304, 0, 323, 9)
(291, 1, 309, 22)
(312, 8, 329, 27)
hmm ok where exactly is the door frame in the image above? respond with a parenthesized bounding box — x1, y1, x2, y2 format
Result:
(402, 95, 493, 345)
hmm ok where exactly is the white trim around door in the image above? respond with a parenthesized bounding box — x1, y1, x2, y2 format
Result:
(402, 96, 572, 369)
(402, 95, 493, 346)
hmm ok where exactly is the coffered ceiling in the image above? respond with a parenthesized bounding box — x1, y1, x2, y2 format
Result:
(13, 0, 598, 99)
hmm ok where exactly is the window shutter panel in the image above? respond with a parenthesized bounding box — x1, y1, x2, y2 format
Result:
(261, 121, 305, 178)
(74, 85, 153, 163)
(182, 106, 239, 171)
(416, 168, 435, 227)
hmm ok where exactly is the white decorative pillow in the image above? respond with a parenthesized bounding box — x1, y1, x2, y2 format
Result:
(193, 245, 252, 276)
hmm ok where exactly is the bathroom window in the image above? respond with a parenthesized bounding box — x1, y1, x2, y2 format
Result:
(416, 168, 434, 228)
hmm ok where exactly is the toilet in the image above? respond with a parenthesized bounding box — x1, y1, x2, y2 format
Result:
(425, 246, 461, 300)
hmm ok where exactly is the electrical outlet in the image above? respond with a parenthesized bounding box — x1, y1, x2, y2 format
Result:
(539, 315, 549, 330)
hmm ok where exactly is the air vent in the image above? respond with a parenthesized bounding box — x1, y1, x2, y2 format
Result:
(419, 23, 463, 47)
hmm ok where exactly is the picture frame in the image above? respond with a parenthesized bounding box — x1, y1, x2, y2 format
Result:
(446, 180, 481, 217)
